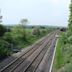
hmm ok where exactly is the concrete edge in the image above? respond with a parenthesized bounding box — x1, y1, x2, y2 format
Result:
(49, 38, 59, 72)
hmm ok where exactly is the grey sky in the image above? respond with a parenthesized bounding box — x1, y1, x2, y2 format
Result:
(0, 0, 70, 27)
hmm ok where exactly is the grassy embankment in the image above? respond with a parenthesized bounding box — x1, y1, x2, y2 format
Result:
(53, 32, 72, 72)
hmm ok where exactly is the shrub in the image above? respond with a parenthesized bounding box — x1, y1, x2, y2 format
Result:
(32, 28, 41, 36)
(0, 39, 11, 57)
(67, 35, 72, 44)
(0, 24, 6, 37)
(3, 32, 13, 43)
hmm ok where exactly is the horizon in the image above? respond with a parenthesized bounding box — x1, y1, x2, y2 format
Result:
(4, 23, 67, 28)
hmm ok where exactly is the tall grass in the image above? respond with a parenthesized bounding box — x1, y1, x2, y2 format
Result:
(55, 37, 64, 69)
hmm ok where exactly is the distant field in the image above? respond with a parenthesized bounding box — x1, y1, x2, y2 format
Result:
(26, 28, 33, 32)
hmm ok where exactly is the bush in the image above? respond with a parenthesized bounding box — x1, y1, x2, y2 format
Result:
(0, 24, 6, 37)
(11, 25, 27, 41)
(61, 33, 68, 45)
(41, 29, 47, 35)
(3, 32, 13, 43)
(68, 35, 72, 44)
(32, 28, 41, 36)
(0, 39, 11, 57)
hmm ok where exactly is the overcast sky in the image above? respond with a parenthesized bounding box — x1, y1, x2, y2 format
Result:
(0, 0, 70, 27)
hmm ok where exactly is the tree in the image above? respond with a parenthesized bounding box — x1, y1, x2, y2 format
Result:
(20, 18, 28, 40)
(68, 0, 72, 33)
(67, 0, 72, 43)
(32, 27, 41, 36)
(3, 32, 13, 44)
(0, 39, 11, 57)
(0, 24, 6, 37)
(20, 18, 28, 25)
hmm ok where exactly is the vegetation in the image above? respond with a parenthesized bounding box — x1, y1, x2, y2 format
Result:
(0, 24, 6, 37)
(53, 0, 72, 72)
(0, 23, 53, 60)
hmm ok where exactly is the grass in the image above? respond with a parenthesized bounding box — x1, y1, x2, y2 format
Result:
(52, 32, 64, 70)
(26, 28, 33, 34)
(55, 36, 64, 69)
(53, 32, 72, 72)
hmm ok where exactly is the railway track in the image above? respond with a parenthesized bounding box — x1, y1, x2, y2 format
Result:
(13, 36, 53, 72)
(0, 31, 58, 72)
(0, 31, 52, 70)
(36, 38, 57, 72)
(20, 36, 56, 72)
(23, 41, 50, 72)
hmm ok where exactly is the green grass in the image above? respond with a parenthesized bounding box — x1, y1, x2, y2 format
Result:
(53, 32, 72, 72)
(26, 28, 33, 33)
(55, 37, 64, 69)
